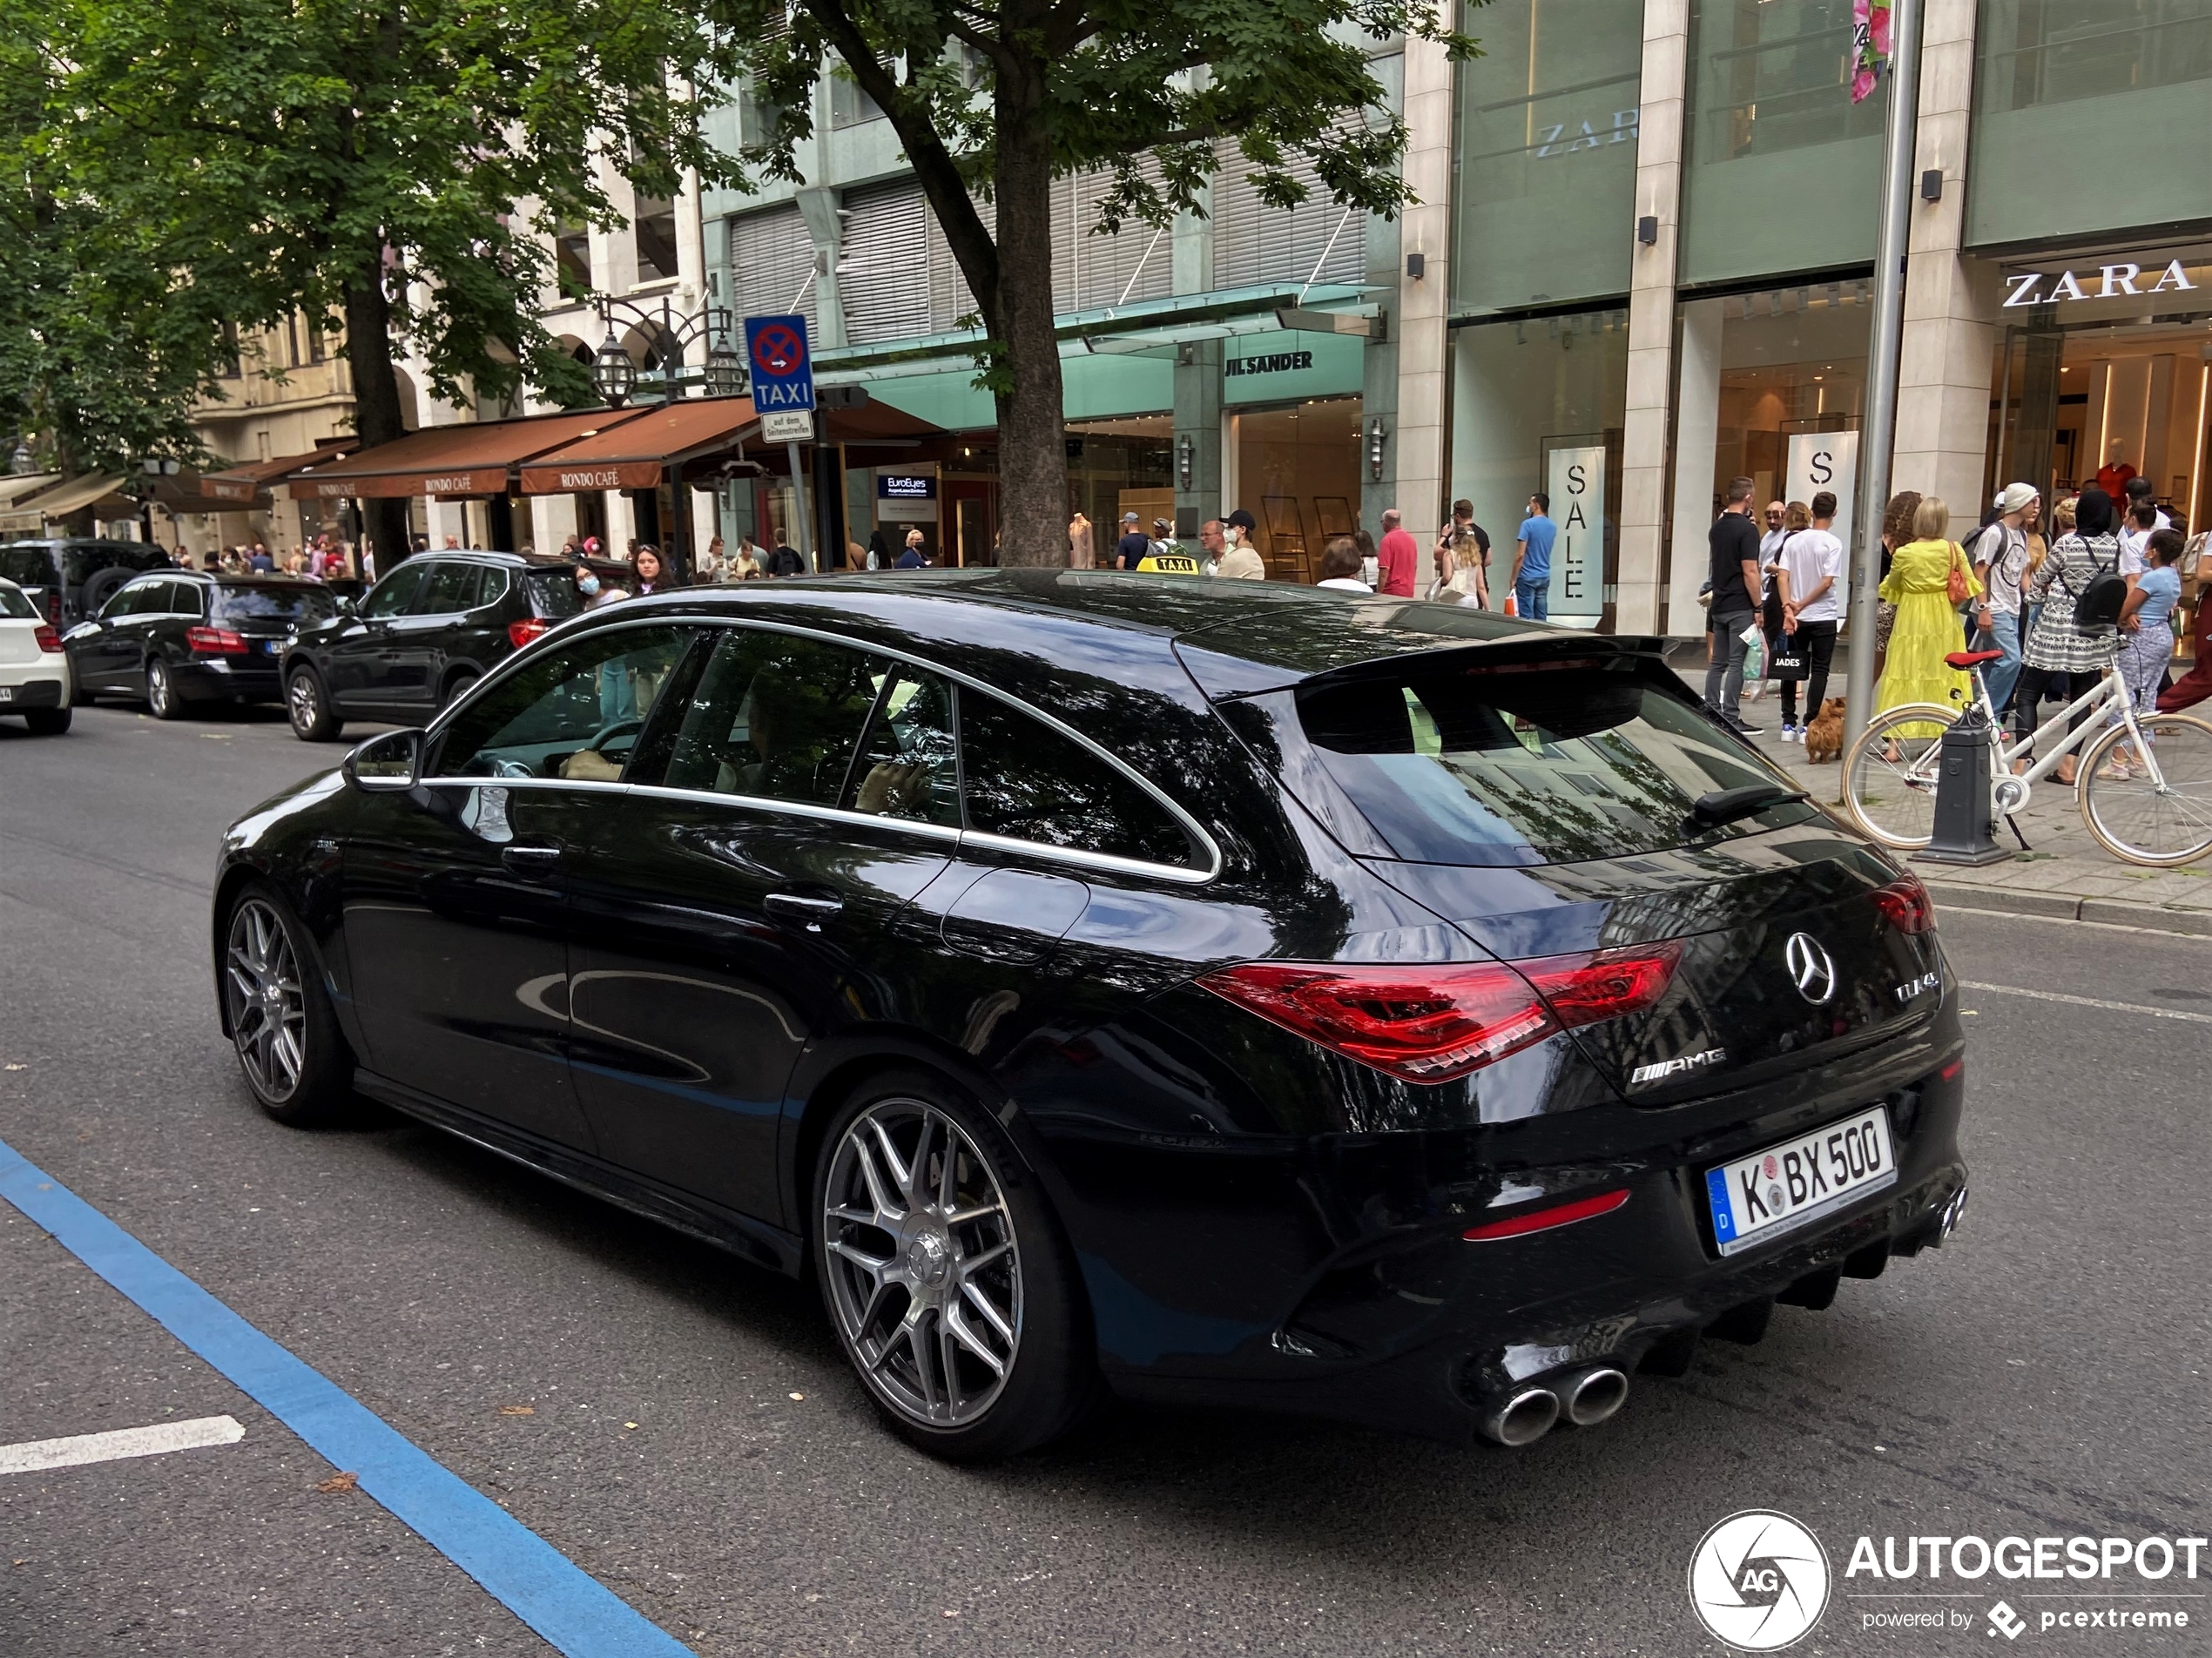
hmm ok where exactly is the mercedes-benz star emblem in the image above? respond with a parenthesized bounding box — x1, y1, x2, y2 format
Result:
(1784, 933, 1838, 1005)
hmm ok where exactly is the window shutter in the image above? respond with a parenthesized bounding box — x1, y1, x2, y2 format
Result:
(1069, 165, 1173, 312)
(840, 179, 933, 344)
(1210, 136, 1366, 291)
(926, 193, 993, 334)
(726, 204, 819, 327)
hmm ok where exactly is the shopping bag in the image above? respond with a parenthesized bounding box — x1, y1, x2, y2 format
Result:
(1502, 591, 1518, 617)
(1743, 632, 1765, 681)
(1769, 643, 1807, 680)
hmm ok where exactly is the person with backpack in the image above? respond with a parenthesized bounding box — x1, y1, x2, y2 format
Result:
(1968, 482, 2037, 718)
(2013, 486, 2122, 785)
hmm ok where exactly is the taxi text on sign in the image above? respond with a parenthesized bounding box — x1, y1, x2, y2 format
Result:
(744, 314, 816, 414)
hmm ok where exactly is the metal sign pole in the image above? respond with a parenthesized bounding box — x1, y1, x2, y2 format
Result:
(786, 440, 816, 574)
(1844, 0, 1925, 755)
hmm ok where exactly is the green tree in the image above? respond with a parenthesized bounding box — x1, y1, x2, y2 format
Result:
(727, 0, 1477, 565)
(36, 0, 739, 560)
(0, 29, 236, 518)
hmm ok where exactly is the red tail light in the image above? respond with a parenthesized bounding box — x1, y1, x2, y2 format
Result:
(184, 624, 248, 656)
(45, 592, 61, 626)
(509, 617, 550, 650)
(1198, 942, 1682, 1083)
(1463, 1188, 1631, 1242)
(33, 623, 63, 656)
(185, 624, 246, 655)
(1873, 873, 1935, 934)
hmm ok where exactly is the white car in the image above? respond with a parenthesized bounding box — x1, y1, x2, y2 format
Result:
(0, 575, 71, 734)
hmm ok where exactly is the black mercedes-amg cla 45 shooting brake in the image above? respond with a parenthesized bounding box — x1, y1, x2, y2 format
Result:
(212, 571, 1967, 1459)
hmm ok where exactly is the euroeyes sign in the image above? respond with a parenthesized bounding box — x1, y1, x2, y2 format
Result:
(743, 314, 815, 412)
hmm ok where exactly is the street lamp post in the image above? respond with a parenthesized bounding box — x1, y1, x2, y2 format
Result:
(586, 292, 746, 580)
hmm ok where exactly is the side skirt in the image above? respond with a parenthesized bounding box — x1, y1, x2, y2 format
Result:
(354, 1070, 805, 1277)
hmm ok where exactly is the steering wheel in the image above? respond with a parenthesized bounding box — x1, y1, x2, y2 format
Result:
(588, 717, 645, 755)
(493, 758, 535, 778)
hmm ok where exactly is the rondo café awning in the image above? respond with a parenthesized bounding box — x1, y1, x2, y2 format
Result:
(517, 397, 759, 494)
(286, 409, 649, 501)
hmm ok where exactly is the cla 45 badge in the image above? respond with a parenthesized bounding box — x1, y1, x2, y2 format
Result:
(1894, 970, 1940, 1005)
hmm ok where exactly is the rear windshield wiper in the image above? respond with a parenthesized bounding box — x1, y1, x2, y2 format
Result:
(1686, 783, 1806, 834)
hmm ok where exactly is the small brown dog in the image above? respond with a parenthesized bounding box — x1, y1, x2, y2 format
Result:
(1803, 697, 1848, 764)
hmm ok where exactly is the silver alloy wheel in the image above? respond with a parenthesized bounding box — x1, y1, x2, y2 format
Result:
(225, 899, 307, 1101)
(147, 661, 172, 717)
(821, 1100, 1022, 1428)
(288, 671, 320, 734)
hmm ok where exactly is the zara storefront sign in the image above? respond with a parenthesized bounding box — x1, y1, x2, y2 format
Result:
(2002, 258, 2199, 308)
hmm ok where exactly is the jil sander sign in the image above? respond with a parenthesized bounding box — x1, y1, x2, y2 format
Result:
(2003, 259, 2200, 308)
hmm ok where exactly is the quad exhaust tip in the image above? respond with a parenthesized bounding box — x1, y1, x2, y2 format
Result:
(1562, 1365, 1630, 1427)
(1484, 1385, 1561, 1446)
(1477, 1366, 1631, 1446)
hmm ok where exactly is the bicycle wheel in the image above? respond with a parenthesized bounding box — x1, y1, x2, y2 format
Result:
(2079, 712, 2212, 866)
(1843, 703, 1961, 849)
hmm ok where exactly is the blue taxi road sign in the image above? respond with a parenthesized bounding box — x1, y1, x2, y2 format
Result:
(744, 314, 815, 413)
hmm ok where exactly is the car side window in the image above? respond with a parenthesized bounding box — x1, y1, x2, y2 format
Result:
(360, 565, 426, 619)
(411, 562, 482, 616)
(842, 665, 960, 827)
(434, 626, 693, 780)
(960, 692, 1198, 867)
(102, 583, 154, 621)
(160, 582, 203, 617)
(476, 567, 510, 610)
(653, 629, 880, 807)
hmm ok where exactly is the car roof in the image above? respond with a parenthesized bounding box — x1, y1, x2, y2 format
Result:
(603, 570, 1664, 698)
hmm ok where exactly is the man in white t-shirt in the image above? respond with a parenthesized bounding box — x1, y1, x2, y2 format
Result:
(1970, 482, 2037, 716)
(1775, 490, 1847, 741)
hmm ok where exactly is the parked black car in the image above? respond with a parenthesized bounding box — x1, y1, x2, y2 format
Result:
(280, 550, 626, 742)
(0, 538, 172, 627)
(64, 570, 339, 718)
(212, 572, 1967, 1459)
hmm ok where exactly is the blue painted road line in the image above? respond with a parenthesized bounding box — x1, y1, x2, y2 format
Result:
(0, 1134, 696, 1658)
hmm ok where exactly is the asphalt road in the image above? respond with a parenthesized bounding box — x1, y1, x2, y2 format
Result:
(2, 698, 2206, 1656)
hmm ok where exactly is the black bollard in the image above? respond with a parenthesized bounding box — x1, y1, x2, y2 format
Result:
(1915, 703, 2011, 866)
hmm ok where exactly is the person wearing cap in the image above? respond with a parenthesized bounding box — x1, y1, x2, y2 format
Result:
(1114, 511, 1151, 570)
(1969, 482, 2038, 716)
(1149, 517, 1177, 562)
(1208, 516, 1265, 580)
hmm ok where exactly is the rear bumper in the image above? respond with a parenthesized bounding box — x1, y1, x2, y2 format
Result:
(0, 667, 64, 706)
(1081, 1048, 1968, 1444)
(173, 658, 283, 702)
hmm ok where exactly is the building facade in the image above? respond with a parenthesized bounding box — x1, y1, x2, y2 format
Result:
(1406, 0, 2212, 635)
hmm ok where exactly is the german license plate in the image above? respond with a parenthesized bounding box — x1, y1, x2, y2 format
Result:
(1705, 1107, 1897, 1256)
(0, 684, 13, 702)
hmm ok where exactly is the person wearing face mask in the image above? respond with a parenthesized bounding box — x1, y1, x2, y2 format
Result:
(1214, 509, 1266, 580)
(576, 564, 625, 608)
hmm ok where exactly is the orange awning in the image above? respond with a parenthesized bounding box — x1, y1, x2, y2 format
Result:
(287, 410, 648, 501)
(517, 397, 757, 495)
(185, 441, 356, 509)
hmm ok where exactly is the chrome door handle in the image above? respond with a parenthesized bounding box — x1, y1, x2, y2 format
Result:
(501, 844, 563, 873)
(765, 892, 844, 924)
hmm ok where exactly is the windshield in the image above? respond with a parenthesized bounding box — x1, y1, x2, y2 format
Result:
(0, 584, 36, 619)
(212, 586, 336, 623)
(1291, 657, 1814, 866)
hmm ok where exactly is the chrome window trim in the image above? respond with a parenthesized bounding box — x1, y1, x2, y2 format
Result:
(425, 610, 1224, 885)
(624, 782, 968, 845)
(421, 775, 631, 795)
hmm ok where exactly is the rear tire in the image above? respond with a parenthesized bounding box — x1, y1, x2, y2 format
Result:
(287, 666, 342, 741)
(2078, 712, 2212, 866)
(23, 707, 71, 735)
(145, 658, 185, 720)
(813, 1070, 1102, 1461)
(439, 667, 481, 710)
(221, 884, 352, 1125)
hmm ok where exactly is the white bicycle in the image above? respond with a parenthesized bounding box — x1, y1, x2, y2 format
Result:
(1843, 641, 2212, 866)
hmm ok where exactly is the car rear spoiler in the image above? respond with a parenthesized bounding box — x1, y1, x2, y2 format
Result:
(1173, 626, 1670, 702)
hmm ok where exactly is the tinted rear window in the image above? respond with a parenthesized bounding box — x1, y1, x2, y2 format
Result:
(0, 548, 51, 589)
(63, 545, 165, 585)
(212, 585, 336, 623)
(961, 691, 1199, 867)
(1294, 657, 1811, 866)
(524, 569, 583, 619)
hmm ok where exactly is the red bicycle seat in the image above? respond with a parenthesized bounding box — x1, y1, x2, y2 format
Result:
(1945, 649, 2006, 669)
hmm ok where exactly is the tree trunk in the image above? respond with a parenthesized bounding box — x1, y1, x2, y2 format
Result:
(988, 61, 1070, 569)
(346, 264, 413, 569)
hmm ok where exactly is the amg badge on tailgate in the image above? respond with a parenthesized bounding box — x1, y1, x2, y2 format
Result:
(1629, 1048, 1727, 1088)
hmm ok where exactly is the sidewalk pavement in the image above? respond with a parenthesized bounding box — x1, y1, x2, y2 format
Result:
(1696, 661, 2212, 938)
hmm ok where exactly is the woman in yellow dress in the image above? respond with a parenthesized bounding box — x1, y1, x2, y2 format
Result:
(1876, 495, 1979, 738)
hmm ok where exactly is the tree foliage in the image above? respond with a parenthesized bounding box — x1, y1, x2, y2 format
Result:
(722, 0, 1478, 563)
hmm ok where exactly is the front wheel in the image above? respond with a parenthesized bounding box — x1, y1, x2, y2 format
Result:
(1843, 703, 1963, 849)
(2078, 713, 2212, 866)
(814, 1073, 1100, 1460)
(221, 885, 353, 1124)
(287, 666, 342, 741)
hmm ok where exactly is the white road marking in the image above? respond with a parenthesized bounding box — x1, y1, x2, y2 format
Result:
(1957, 981, 2212, 1024)
(0, 1413, 245, 1475)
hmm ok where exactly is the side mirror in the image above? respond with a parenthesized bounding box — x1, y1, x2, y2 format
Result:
(343, 728, 425, 792)
(334, 594, 356, 615)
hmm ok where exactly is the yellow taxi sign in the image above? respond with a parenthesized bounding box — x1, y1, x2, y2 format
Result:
(1136, 551, 1202, 575)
